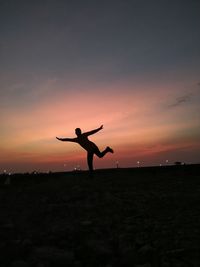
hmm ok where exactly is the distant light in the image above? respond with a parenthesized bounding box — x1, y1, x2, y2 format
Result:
(116, 161, 119, 168)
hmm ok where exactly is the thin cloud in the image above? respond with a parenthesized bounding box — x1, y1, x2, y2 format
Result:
(168, 93, 192, 108)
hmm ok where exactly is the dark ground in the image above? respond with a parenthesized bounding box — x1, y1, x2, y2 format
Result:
(0, 165, 200, 267)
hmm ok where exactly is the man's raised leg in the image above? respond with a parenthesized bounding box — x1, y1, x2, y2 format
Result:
(95, 147, 114, 158)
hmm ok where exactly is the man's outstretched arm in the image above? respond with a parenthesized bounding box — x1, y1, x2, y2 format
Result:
(85, 125, 103, 136)
(56, 137, 77, 142)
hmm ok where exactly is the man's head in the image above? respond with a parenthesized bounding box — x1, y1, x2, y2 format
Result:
(75, 128, 82, 136)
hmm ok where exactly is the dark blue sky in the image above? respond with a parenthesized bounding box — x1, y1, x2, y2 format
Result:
(1, 0, 200, 81)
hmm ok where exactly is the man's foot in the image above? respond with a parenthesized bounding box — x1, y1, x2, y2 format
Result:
(89, 173, 94, 178)
(107, 146, 114, 153)
(88, 169, 94, 178)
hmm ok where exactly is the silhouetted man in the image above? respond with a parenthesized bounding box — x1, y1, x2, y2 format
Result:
(56, 125, 113, 174)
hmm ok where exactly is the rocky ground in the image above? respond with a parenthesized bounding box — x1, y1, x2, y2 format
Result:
(0, 165, 200, 267)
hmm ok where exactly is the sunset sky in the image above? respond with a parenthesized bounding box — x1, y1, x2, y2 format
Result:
(1, 0, 200, 173)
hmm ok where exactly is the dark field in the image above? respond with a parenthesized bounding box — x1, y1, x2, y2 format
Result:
(0, 165, 200, 267)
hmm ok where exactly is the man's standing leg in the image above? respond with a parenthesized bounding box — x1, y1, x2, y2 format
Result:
(87, 152, 94, 175)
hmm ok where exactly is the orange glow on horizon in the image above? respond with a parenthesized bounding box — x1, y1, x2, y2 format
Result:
(1, 80, 200, 172)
